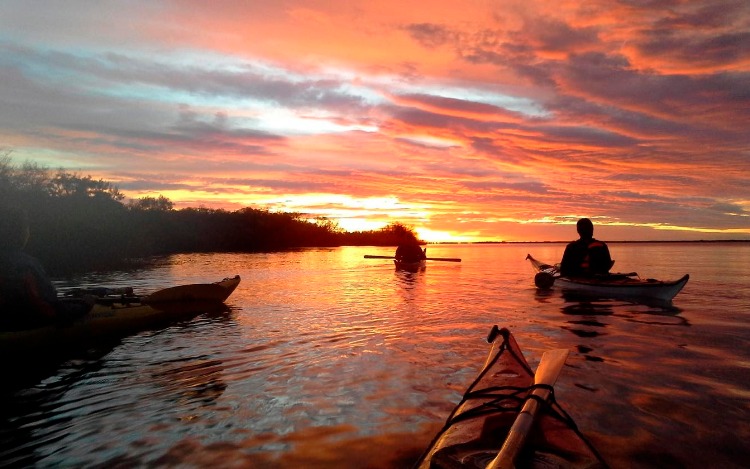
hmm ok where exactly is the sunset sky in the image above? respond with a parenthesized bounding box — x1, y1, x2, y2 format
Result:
(1, 1, 748, 242)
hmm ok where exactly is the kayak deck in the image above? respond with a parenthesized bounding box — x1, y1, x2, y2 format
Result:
(414, 326, 606, 469)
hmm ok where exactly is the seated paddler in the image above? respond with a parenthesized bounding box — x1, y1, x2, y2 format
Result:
(0, 206, 92, 331)
(395, 243, 427, 263)
(560, 218, 612, 277)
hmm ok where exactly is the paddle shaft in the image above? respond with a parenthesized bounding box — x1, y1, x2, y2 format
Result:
(487, 348, 569, 469)
(488, 392, 546, 469)
(363, 255, 461, 262)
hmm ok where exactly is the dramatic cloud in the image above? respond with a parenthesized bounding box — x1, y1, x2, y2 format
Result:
(0, 0, 748, 241)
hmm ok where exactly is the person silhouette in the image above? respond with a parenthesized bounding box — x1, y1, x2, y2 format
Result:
(395, 243, 426, 263)
(0, 206, 91, 330)
(559, 218, 612, 277)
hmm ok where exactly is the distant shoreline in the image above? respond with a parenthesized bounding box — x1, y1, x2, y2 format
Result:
(429, 239, 750, 245)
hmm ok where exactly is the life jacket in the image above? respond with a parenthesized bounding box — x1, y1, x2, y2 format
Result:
(581, 240, 608, 273)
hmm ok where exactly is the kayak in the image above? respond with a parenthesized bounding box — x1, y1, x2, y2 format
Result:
(526, 254, 689, 303)
(414, 326, 607, 469)
(143, 275, 240, 303)
(0, 276, 241, 356)
(395, 259, 427, 272)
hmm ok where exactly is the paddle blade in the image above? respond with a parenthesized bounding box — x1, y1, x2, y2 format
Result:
(534, 349, 569, 386)
(487, 348, 569, 469)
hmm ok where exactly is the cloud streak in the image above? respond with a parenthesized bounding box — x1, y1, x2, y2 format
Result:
(0, 0, 748, 241)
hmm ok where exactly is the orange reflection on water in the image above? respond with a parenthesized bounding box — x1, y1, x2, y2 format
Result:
(24, 243, 749, 468)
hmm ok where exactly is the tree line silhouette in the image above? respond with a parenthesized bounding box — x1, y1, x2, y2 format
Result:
(1, 155, 421, 274)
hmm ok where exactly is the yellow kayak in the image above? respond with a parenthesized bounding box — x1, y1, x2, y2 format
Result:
(0, 276, 240, 355)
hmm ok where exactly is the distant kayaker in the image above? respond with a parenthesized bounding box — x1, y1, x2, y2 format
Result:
(395, 243, 427, 263)
(0, 206, 91, 330)
(560, 218, 612, 277)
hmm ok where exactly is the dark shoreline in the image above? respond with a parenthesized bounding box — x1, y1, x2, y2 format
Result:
(432, 239, 750, 244)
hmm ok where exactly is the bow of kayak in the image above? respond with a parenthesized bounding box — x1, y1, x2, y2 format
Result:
(414, 326, 606, 469)
(144, 275, 241, 303)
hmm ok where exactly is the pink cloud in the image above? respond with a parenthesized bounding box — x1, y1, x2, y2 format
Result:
(0, 0, 748, 241)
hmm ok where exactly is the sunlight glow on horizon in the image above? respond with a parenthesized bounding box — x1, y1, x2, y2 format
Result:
(416, 227, 483, 243)
(1, 1, 748, 242)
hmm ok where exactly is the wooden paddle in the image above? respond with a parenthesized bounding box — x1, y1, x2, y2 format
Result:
(486, 348, 570, 469)
(363, 255, 462, 262)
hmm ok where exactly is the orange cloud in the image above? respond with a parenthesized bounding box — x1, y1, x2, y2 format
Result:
(0, 0, 748, 242)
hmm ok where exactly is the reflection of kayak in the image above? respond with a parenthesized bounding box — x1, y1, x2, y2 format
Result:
(394, 259, 427, 272)
(526, 254, 689, 303)
(0, 276, 240, 356)
(414, 326, 606, 469)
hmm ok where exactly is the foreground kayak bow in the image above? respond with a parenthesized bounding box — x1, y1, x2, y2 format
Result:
(414, 326, 607, 469)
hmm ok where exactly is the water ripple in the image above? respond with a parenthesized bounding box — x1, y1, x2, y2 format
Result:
(3, 244, 750, 468)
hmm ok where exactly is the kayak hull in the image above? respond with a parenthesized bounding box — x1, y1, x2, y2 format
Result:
(1, 301, 223, 354)
(553, 274, 689, 302)
(1, 276, 240, 356)
(527, 254, 688, 303)
(144, 275, 240, 303)
(414, 326, 606, 469)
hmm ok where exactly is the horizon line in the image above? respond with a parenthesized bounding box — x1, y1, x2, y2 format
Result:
(425, 239, 750, 244)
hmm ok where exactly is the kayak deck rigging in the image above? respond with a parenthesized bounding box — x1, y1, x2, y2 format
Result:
(414, 326, 607, 469)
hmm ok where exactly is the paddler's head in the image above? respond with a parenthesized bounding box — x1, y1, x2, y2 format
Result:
(576, 218, 594, 240)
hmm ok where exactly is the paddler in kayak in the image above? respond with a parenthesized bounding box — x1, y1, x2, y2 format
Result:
(395, 243, 427, 263)
(0, 206, 92, 331)
(560, 218, 612, 277)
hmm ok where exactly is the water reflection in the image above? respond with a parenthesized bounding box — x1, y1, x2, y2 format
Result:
(390, 267, 426, 309)
(0, 348, 116, 466)
(622, 308, 690, 327)
(560, 300, 615, 317)
(4, 245, 749, 468)
(532, 288, 556, 303)
(395, 268, 424, 284)
(150, 357, 227, 409)
(4, 337, 122, 394)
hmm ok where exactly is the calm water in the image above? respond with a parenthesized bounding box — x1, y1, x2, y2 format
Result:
(2, 243, 749, 468)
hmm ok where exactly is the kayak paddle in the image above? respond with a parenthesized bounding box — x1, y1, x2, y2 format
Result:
(486, 347, 570, 469)
(363, 255, 461, 262)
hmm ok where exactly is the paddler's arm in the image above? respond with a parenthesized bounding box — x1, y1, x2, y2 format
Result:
(21, 270, 58, 321)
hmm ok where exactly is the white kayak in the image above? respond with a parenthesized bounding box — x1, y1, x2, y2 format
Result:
(526, 254, 689, 303)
